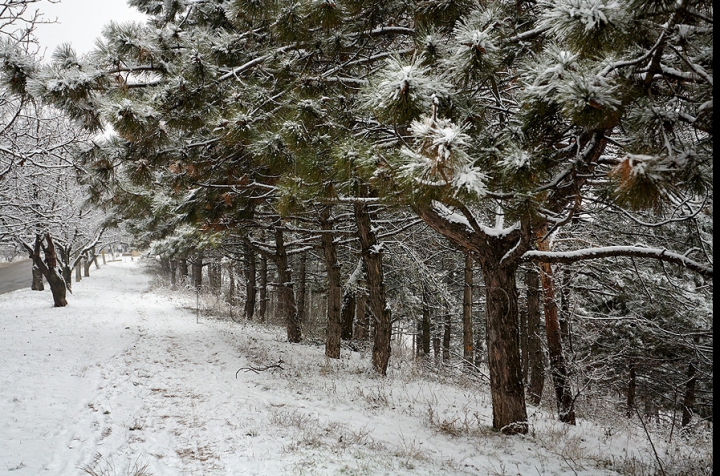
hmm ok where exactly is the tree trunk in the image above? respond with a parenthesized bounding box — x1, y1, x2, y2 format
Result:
(681, 362, 696, 427)
(192, 253, 203, 289)
(354, 287, 368, 340)
(340, 290, 356, 340)
(244, 239, 256, 319)
(442, 310, 451, 362)
(538, 259, 576, 424)
(462, 252, 474, 367)
(627, 362, 637, 418)
(483, 265, 528, 434)
(170, 259, 177, 287)
(421, 285, 431, 355)
(320, 206, 342, 358)
(258, 253, 268, 322)
(226, 261, 235, 305)
(92, 247, 100, 269)
(354, 201, 392, 375)
(526, 266, 545, 406)
(295, 250, 307, 325)
(208, 260, 222, 293)
(179, 258, 189, 281)
(274, 225, 301, 343)
(31, 234, 68, 307)
(31, 264, 44, 291)
(83, 256, 91, 277)
(75, 262, 82, 282)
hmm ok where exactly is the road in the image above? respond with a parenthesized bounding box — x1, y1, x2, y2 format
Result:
(0, 259, 33, 294)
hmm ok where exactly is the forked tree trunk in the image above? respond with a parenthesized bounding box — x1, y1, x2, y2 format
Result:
(320, 206, 342, 358)
(274, 225, 301, 343)
(28, 234, 68, 307)
(354, 201, 392, 375)
(526, 266, 545, 406)
(483, 265, 528, 434)
(462, 252, 474, 367)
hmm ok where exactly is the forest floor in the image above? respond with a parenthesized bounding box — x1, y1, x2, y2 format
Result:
(0, 260, 711, 475)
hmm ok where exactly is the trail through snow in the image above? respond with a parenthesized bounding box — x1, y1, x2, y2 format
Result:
(0, 260, 692, 475)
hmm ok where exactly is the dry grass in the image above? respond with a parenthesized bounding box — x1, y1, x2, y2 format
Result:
(79, 454, 152, 476)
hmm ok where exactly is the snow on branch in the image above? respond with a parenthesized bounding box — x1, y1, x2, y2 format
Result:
(523, 246, 713, 277)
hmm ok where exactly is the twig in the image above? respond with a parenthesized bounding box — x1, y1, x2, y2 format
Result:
(236, 359, 285, 378)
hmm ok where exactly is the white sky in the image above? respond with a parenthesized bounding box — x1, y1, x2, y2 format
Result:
(32, 0, 147, 60)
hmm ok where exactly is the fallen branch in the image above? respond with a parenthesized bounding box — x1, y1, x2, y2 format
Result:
(236, 359, 284, 378)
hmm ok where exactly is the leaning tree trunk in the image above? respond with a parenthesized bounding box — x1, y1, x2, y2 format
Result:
(274, 225, 301, 343)
(526, 266, 545, 406)
(320, 206, 342, 358)
(463, 252, 474, 367)
(538, 257, 576, 425)
(31, 264, 44, 291)
(482, 264, 528, 434)
(354, 201, 392, 375)
(30, 234, 68, 307)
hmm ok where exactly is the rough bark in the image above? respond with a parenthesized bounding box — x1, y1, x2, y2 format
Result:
(354, 288, 368, 340)
(416, 204, 529, 434)
(354, 200, 392, 375)
(538, 254, 576, 424)
(526, 266, 545, 406)
(463, 252, 474, 367)
(274, 225, 301, 343)
(320, 206, 342, 358)
(483, 265, 528, 434)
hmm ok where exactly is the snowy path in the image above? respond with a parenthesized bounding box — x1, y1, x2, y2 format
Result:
(1, 260, 664, 475)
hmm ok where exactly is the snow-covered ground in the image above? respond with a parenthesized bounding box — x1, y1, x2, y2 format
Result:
(0, 260, 710, 475)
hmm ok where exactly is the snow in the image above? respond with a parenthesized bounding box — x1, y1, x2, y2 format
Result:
(0, 260, 702, 475)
